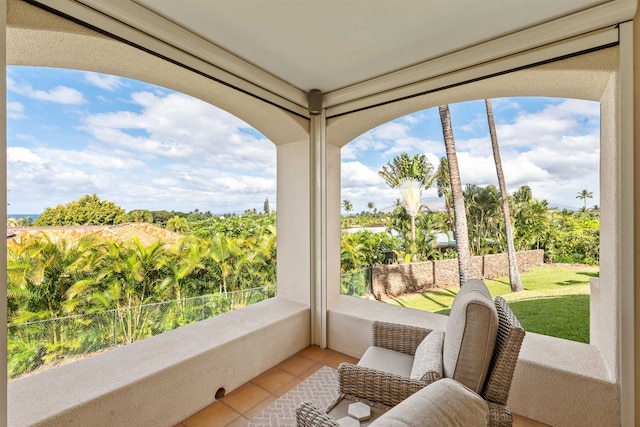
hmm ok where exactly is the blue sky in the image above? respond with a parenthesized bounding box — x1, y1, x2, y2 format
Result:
(6, 66, 600, 215)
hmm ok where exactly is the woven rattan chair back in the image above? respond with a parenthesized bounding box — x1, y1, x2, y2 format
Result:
(481, 296, 525, 406)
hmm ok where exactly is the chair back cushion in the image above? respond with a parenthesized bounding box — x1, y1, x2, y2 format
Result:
(410, 330, 444, 382)
(443, 279, 498, 394)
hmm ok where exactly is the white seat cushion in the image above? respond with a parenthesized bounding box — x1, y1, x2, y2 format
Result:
(443, 279, 498, 394)
(370, 378, 489, 427)
(358, 346, 414, 378)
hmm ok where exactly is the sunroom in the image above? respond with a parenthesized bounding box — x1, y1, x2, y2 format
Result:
(2, 0, 638, 426)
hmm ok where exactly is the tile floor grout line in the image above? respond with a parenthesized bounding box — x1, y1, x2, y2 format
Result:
(248, 379, 279, 397)
(222, 401, 244, 418)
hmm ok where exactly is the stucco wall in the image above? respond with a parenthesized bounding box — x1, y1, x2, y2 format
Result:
(372, 250, 544, 298)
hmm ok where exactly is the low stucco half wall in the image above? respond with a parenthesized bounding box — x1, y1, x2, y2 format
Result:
(509, 333, 618, 426)
(8, 297, 309, 427)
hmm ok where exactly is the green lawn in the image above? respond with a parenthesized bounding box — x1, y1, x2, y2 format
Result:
(389, 264, 596, 343)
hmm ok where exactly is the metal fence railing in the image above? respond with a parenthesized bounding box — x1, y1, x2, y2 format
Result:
(8, 286, 275, 380)
(340, 267, 372, 297)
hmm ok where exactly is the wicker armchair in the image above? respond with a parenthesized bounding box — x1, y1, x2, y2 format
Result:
(337, 321, 436, 408)
(296, 295, 525, 427)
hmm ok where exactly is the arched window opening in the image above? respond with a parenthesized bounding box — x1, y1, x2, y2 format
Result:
(340, 97, 599, 344)
(6, 66, 277, 380)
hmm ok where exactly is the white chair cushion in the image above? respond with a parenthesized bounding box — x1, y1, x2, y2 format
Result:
(370, 378, 489, 427)
(358, 346, 414, 378)
(410, 330, 444, 381)
(443, 279, 498, 394)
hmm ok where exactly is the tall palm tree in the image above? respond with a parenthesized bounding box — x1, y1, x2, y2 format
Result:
(165, 235, 208, 300)
(486, 98, 523, 292)
(464, 184, 500, 255)
(427, 156, 453, 230)
(7, 234, 103, 322)
(209, 235, 232, 295)
(167, 216, 189, 233)
(67, 237, 170, 344)
(576, 189, 593, 212)
(367, 201, 376, 216)
(438, 105, 473, 286)
(342, 199, 353, 214)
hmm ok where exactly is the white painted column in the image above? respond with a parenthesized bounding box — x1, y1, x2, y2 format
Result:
(276, 139, 311, 305)
(326, 141, 342, 305)
(593, 62, 620, 381)
(618, 20, 635, 427)
(309, 98, 327, 347)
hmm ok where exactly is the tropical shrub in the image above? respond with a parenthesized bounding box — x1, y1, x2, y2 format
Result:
(34, 194, 127, 226)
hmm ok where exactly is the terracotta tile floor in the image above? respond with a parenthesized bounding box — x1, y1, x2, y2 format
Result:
(175, 346, 548, 427)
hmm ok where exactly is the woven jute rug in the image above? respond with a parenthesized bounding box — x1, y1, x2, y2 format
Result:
(245, 366, 339, 426)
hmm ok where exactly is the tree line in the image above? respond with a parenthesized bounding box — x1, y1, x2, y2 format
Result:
(8, 194, 270, 232)
(341, 187, 599, 272)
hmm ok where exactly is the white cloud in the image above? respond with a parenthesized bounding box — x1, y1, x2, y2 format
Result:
(343, 135, 388, 160)
(8, 77, 86, 105)
(84, 72, 124, 91)
(38, 147, 146, 170)
(341, 161, 401, 211)
(80, 91, 274, 171)
(7, 142, 276, 214)
(33, 86, 85, 104)
(8, 147, 98, 209)
(491, 99, 599, 150)
(7, 144, 151, 212)
(342, 161, 385, 188)
(7, 101, 27, 119)
(363, 120, 444, 157)
(8, 146, 46, 165)
(459, 114, 486, 133)
(373, 122, 411, 140)
(383, 136, 443, 157)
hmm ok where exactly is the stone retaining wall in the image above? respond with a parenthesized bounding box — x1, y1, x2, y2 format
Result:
(372, 249, 544, 298)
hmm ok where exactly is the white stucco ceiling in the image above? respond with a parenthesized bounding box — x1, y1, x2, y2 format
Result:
(131, 0, 608, 93)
